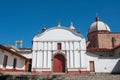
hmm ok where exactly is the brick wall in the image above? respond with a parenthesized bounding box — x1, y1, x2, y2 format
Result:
(87, 31, 120, 49)
(98, 33, 120, 49)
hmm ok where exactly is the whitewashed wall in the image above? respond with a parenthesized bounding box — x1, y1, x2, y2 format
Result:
(0, 49, 4, 68)
(86, 52, 120, 73)
(21, 53, 32, 59)
(0, 48, 26, 70)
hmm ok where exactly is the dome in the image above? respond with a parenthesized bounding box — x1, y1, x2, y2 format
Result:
(88, 17, 111, 33)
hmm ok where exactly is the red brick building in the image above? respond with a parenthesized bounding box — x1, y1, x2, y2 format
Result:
(87, 17, 120, 49)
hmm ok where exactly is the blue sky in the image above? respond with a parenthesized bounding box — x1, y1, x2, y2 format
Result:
(0, 0, 120, 48)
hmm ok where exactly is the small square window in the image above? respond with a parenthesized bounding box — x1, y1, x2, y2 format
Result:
(57, 43, 61, 50)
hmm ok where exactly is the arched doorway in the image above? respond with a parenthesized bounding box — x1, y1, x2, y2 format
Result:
(53, 54, 65, 73)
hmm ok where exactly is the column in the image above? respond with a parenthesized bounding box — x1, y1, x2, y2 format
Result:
(73, 42, 75, 67)
(42, 51, 44, 68)
(79, 51, 81, 68)
(46, 42, 48, 67)
(36, 51, 38, 68)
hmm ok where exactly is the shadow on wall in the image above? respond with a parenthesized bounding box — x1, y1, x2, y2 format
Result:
(112, 60, 120, 74)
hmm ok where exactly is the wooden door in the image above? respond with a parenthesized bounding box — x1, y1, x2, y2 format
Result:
(25, 60, 29, 71)
(90, 61, 95, 72)
(53, 54, 65, 72)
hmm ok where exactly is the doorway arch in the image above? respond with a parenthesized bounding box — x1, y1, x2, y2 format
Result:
(53, 54, 65, 73)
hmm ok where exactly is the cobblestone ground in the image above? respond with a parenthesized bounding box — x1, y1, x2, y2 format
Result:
(0, 72, 120, 80)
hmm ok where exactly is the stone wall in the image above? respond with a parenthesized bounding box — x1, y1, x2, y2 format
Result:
(0, 72, 120, 80)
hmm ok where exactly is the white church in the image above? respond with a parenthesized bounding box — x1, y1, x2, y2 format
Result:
(32, 17, 120, 74)
(32, 23, 88, 74)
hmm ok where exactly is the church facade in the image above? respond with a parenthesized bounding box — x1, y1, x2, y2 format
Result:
(32, 17, 120, 74)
